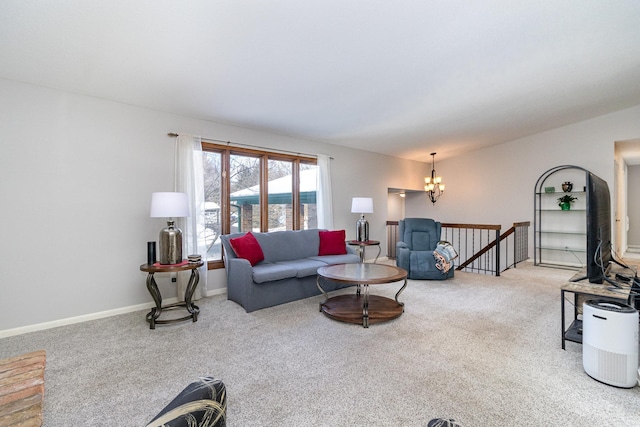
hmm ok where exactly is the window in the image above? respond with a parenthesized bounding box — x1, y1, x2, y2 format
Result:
(267, 159, 292, 232)
(202, 143, 317, 268)
(230, 153, 261, 233)
(202, 150, 222, 261)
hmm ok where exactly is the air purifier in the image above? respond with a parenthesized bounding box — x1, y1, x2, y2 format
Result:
(583, 299, 639, 388)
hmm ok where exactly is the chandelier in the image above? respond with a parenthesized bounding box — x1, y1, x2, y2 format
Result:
(424, 152, 445, 204)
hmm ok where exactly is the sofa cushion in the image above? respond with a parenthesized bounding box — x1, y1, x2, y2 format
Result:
(409, 250, 441, 278)
(229, 232, 264, 266)
(410, 231, 436, 251)
(252, 263, 297, 283)
(252, 229, 320, 262)
(400, 218, 440, 251)
(308, 254, 361, 265)
(318, 230, 347, 255)
(275, 259, 327, 278)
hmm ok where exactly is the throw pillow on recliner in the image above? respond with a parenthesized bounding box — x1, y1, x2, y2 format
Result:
(434, 241, 458, 273)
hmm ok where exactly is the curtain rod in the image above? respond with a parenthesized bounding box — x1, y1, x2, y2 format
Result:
(168, 132, 332, 159)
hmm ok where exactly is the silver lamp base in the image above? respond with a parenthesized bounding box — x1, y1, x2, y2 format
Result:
(356, 215, 369, 242)
(158, 220, 183, 264)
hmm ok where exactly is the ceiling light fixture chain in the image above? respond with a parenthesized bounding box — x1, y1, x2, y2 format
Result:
(424, 152, 445, 204)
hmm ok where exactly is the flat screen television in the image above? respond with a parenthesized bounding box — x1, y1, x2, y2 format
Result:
(584, 171, 614, 283)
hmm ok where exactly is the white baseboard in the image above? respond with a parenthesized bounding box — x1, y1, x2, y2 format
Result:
(0, 287, 227, 339)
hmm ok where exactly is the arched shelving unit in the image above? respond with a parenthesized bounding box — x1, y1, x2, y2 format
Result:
(534, 165, 589, 269)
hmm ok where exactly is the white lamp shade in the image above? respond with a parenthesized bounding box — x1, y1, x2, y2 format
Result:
(351, 197, 373, 214)
(150, 192, 189, 218)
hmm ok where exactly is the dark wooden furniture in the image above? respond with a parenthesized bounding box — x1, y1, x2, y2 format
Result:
(347, 240, 381, 263)
(139, 261, 204, 329)
(317, 263, 407, 328)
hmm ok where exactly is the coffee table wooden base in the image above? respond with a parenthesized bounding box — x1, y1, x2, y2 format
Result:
(321, 294, 404, 327)
(317, 264, 408, 328)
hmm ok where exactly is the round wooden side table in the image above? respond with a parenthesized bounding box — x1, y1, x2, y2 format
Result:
(139, 260, 203, 329)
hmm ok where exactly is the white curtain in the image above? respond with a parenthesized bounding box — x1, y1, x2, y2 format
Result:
(175, 134, 208, 299)
(316, 154, 334, 229)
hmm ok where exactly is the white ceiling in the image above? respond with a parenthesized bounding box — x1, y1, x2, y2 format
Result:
(2, 1, 640, 162)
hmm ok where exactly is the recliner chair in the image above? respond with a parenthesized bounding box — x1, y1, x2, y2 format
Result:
(396, 218, 454, 280)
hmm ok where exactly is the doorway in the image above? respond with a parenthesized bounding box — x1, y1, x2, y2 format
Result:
(614, 139, 640, 259)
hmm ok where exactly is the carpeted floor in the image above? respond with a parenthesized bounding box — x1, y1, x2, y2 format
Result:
(1, 262, 638, 426)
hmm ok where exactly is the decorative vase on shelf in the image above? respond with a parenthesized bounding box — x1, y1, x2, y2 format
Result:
(562, 181, 573, 192)
(560, 202, 571, 211)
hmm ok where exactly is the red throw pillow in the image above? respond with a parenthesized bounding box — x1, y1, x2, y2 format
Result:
(319, 230, 347, 256)
(229, 232, 264, 266)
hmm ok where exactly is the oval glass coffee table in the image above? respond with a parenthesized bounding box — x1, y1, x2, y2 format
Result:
(316, 263, 408, 328)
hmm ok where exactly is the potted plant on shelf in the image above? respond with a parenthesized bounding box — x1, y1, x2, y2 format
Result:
(557, 194, 578, 210)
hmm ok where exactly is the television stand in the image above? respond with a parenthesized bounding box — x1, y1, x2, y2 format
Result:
(569, 257, 635, 283)
(561, 267, 632, 349)
(569, 273, 587, 283)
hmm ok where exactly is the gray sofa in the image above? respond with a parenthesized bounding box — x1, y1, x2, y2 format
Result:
(220, 229, 360, 312)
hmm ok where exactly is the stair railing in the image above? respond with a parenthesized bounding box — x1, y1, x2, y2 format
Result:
(386, 221, 530, 276)
(441, 223, 502, 275)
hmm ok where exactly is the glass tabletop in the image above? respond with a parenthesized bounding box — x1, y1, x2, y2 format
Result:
(317, 263, 407, 284)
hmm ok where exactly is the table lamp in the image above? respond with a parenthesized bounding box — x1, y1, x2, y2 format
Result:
(150, 192, 189, 264)
(351, 197, 373, 242)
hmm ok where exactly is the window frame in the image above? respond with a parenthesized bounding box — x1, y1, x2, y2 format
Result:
(202, 142, 317, 269)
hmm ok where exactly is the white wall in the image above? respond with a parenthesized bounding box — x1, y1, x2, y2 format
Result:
(2, 77, 639, 335)
(386, 193, 405, 222)
(405, 105, 640, 256)
(0, 79, 427, 335)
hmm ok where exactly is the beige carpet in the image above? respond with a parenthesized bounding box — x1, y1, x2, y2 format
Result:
(1, 262, 638, 426)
